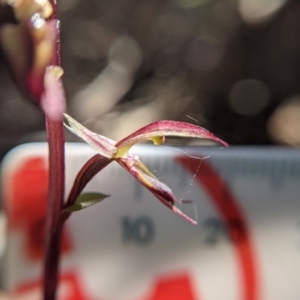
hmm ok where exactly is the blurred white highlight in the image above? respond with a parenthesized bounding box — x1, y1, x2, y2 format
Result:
(238, 0, 286, 24)
(72, 35, 142, 119)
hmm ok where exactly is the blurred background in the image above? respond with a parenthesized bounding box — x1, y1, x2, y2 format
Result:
(1, 0, 300, 157)
(1, 1, 300, 299)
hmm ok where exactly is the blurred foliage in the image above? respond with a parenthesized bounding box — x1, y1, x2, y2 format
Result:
(1, 0, 300, 159)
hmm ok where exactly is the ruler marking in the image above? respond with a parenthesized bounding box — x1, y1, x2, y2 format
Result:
(121, 215, 155, 246)
(177, 156, 258, 300)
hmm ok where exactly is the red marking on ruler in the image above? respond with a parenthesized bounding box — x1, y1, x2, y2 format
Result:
(13, 271, 88, 300)
(6, 157, 72, 260)
(176, 157, 258, 300)
(145, 273, 197, 300)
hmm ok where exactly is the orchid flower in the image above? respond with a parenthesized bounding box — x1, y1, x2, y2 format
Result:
(63, 114, 228, 225)
(0, 0, 59, 102)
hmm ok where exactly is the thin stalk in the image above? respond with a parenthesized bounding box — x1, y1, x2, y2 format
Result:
(43, 118, 65, 300)
(42, 1, 65, 299)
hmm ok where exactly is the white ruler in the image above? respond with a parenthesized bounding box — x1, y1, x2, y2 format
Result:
(1, 143, 300, 300)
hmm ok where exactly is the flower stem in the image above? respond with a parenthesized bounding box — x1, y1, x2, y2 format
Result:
(42, 1, 65, 299)
(43, 117, 65, 300)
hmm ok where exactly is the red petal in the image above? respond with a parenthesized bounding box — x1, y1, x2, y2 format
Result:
(118, 157, 197, 225)
(116, 120, 228, 156)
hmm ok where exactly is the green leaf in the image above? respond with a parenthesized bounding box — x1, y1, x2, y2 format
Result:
(63, 192, 109, 213)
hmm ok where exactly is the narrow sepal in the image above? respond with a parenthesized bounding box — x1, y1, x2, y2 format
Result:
(115, 120, 228, 157)
(63, 114, 117, 158)
(65, 154, 112, 211)
(118, 157, 197, 225)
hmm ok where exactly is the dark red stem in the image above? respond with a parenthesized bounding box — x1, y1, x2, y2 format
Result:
(43, 118, 65, 300)
(43, 1, 64, 300)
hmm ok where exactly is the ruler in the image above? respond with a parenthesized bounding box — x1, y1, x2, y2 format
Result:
(1, 143, 300, 300)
